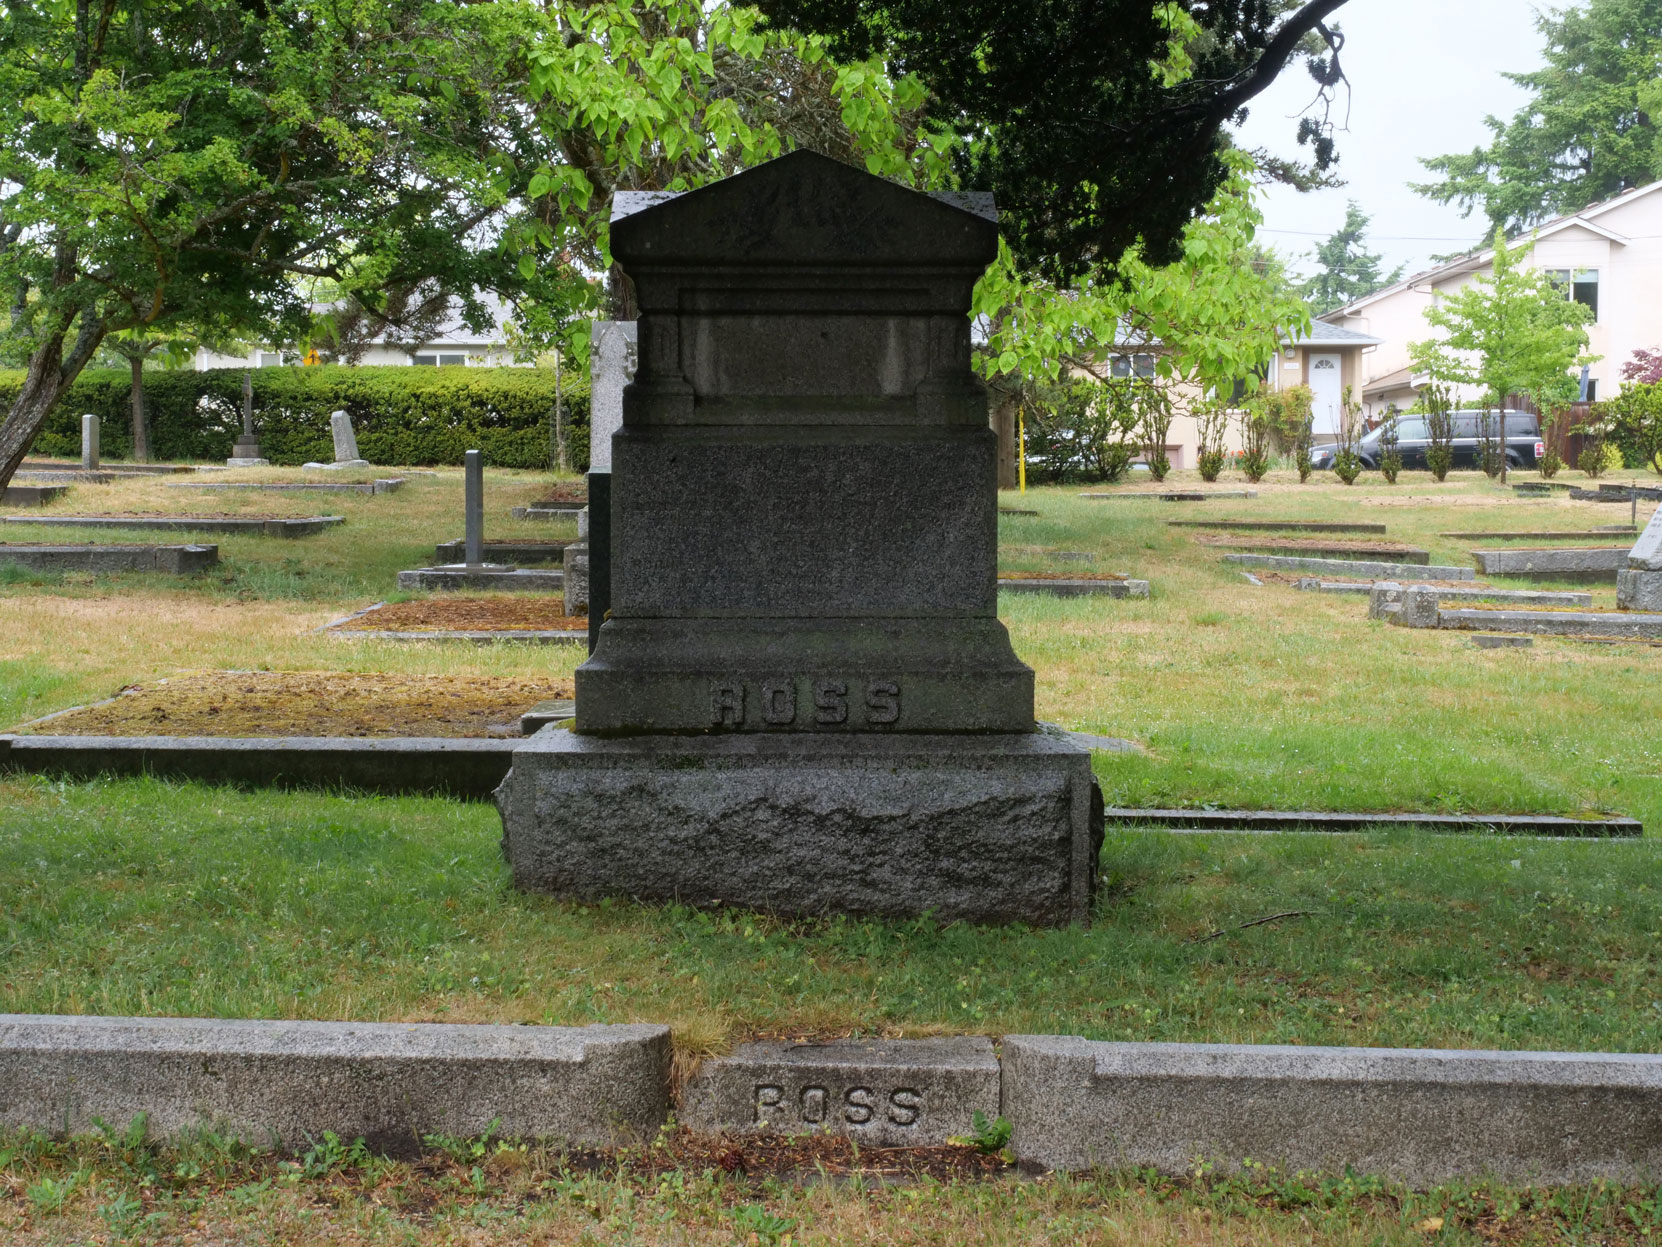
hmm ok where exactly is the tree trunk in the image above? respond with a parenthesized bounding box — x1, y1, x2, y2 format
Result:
(0, 337, 70, 489)
(130, 353, 151, 463)
(0, 314, 106, 491)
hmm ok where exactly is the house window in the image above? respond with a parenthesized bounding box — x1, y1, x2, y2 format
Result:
(258, 352, 285, 368)
(1108, 353, 1155, 379)
(1585, 378, 1598, 402)
(412, 353, 468, 366)
(1545, 268, 1599, 320)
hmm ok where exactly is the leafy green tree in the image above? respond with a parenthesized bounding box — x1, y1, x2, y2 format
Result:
(1409, 229, 1597, 482)
(973, 150, 1312, 405)
(750, 0, 1355, 281)
(0, 0, 543, 488)
(1299, 201, 1403, 314)
(1414, 0, 1662, 232)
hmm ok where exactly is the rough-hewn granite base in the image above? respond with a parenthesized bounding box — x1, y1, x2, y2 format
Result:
(1002, 1036, 1662, 1184)
(681, 1037, 1000, 1146)
(1620, 569, 1662, 611)
(497, 725, 1103, 926)
(0, 1015, 670, 1152)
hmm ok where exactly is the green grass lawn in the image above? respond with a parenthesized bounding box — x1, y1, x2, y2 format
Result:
(5, 464, 1662, 1229)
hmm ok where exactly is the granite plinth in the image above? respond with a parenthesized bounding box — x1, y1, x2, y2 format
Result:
(497, 725, 1103, 927)
(1619, 569, 1662, 611)
(681, 1037, 1000, 1147)
(0, 1014, 670, 1150)
(1002, 1035, 1662, 1184)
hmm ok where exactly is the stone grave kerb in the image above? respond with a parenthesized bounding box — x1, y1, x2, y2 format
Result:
(579, 149, 1033, 735)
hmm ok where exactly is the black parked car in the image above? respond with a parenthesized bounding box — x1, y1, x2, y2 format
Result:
(1310, 410, 1543, 471)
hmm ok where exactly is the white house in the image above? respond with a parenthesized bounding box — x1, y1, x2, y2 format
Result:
(194, 295, 523, 370)
(1320, 180, 1662, 419)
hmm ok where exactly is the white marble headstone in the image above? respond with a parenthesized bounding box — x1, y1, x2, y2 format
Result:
(587, 321, 637, 472)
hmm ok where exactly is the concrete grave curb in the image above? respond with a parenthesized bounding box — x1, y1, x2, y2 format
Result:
(1225, 553, 1473, 580)
(998, 577, 1151, 598)
(0, 1015, 670, 1151)
(4, 514, 343, 537)
(1100, 806, 1638, 837)
(1001, 1036, 1662, 1184)
(172, 479, 405, 495)
(434, 538, 574, 563)
(1169, 519, 1387, 534)
(2, 484, 70, 506)
(0, 543, 218, 574)
(0, 734, 519, 798)
(1471, 546, 1628, 579)
(396, 565, 565, 592)
(9, 1019, 1662, 1184)
(681, 1037, 1000, 1147)
(1083, 490, 1258, 501)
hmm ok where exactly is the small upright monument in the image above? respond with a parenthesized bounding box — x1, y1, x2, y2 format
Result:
(576, 320, 637, 648)
(303, 410, 370, 469)
(227, 372, 270, 466)
(80, 414, 99, 472)
(496, 151, 1104, 927)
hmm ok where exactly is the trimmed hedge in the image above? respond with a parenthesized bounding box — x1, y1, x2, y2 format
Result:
(0, 366, 591, 469)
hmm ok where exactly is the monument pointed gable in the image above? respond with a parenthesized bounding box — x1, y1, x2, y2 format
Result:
(611, 150, 997, 267)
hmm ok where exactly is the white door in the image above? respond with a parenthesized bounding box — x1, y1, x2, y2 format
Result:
(1308, 353, 1343, 438)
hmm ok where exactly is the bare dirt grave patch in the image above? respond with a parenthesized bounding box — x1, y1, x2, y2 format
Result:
(337, 597, 586, 632)
(24, 670, 572, 738)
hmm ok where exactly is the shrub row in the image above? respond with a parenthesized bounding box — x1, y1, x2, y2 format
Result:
(0, 366, 591, 470)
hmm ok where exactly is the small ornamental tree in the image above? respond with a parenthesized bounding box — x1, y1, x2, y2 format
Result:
(1378, 414, 1402, 484)
(1408, 228, 1595, 484)
(1606, 381, 1662, 474)
(1331, 385, 1364, 484)
(1195, 399, 1230, 482)
(1421, 383, 1457, 482)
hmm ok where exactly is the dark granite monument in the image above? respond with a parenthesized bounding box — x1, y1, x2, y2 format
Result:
(495, 150, 1103, 926)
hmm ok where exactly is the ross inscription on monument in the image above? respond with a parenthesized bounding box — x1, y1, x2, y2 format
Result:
(709, 679, 899, 728)
(754, 1083, 922, 1128)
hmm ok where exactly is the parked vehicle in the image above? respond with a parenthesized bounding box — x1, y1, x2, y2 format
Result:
(1310, 410, 1542, 471)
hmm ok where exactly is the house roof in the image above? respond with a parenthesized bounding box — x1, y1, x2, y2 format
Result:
(1287, 321, 1381, 347)
(1320, 178, 1662, 322)
(1361, 365, 1417, 398)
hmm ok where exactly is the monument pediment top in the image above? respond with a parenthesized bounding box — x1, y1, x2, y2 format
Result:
(610, 149, 997, 267)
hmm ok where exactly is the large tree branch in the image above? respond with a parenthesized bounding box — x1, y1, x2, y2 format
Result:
(1203, 0, 1352, 128)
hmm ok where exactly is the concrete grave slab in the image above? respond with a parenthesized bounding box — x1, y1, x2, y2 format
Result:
(19, 460, 196, 476)
(1002, 1035, 1662, 1184)
(681, 1037, 1000, 1147)
(1368, 583, 1592, 611)
(0, 1014, 669, 1150)
(512, 505, 585, 521)
(1474, 633, 1534, 648)
(1225, 553, 1473, 580)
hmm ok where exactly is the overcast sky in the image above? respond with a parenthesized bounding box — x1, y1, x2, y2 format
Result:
(1231, 0, 1549, 282)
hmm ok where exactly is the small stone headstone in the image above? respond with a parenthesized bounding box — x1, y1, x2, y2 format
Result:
(463, 449, 484, 565)
(587, 322, 637, 473)
(80, 414, 99, 471)
(330, 410, 362, 464)
(1367, 582, 1402, 620)
(1394, 586, 1441, 629)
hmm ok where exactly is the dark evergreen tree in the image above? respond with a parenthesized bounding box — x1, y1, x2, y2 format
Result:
(1300, 201, 1404, 314)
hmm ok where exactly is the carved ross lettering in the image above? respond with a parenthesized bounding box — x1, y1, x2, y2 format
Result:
(813, 680, 849, 725)
(712, 682, 745, 726)
(799, 1085, 828, 1124)
(754, 1084, 784, 1123)
(761, 679, 797, 725)
(864, 681, 900, 725)
(843, 1087, 874, 1124)
(887, 1088, 921, 1126)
